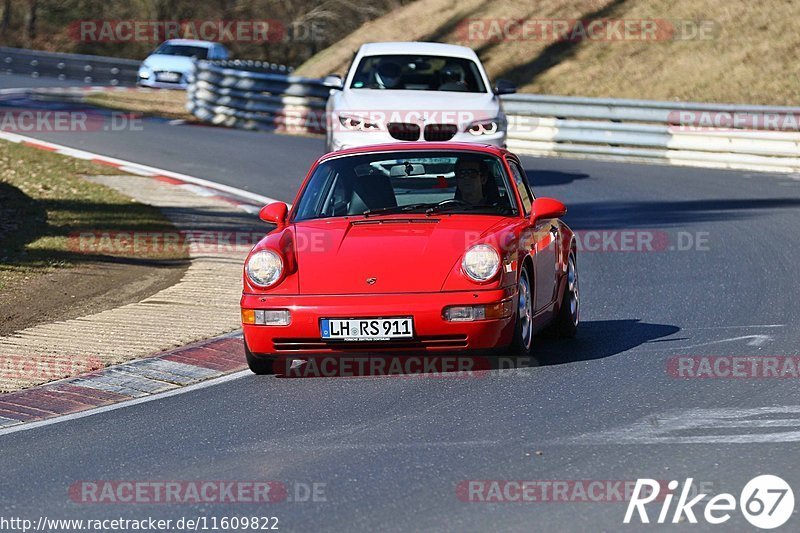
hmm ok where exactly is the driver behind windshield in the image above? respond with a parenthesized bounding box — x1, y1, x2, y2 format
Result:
(373, 61, 403, 89)
(454, 157, 499, 206)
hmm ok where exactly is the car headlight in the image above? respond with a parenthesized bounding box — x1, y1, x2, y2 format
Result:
(246, 249, 283, 287)
(138, 67, 151, 79)
(338, 113, 380, 131)
(466, 117, 504, 136)
(462, 244, 500, 282)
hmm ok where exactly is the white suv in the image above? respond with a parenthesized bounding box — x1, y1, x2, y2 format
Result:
(324, 42, 515, 152)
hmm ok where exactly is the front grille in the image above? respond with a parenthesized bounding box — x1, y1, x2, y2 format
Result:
(424, 124, 458, 141)
(387, 122, 420, 141)
(154, 71, 183, 83)
(273, 335, 468, 352)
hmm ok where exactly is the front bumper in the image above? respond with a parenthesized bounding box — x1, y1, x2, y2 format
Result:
(242, 289, 516, 356)
(138, 75, 189, 90)
(329, 129, 507, 151)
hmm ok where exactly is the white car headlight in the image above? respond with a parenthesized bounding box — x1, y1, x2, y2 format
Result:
(466, 117, 504, 136)
(462, 244, 500, 282)
(338, 113, 380, 131)
(246, 250, 283, 287)
(138, 67, 151, 79)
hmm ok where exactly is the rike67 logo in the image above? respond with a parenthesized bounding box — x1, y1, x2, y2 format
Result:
(624, 475, 794, 529)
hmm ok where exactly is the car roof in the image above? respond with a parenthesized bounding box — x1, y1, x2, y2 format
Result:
(357, 42, 479, 61)
(318, 142, 510, 163)
(160, 39, 218, 48)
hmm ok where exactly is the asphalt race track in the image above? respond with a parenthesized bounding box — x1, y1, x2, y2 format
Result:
(2, 89, 800, 531)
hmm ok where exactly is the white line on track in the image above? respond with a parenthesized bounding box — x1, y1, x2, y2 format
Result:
(0, 371, 251, 437)
(681, 324, 785, 330)
(558, 406, 800, 444)
(0, 124, 296, 436)
(0, 130, 287, 207)
(659, 334, 775, 350)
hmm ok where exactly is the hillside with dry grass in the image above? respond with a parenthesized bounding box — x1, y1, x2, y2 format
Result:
(295, 0, 799, 105)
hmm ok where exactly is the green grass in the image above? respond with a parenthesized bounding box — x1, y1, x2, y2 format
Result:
(0, 140, 187, 291)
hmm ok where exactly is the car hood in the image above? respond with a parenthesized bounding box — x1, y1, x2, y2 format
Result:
(141, 54, 196, 73)
(293, 215, 505, 294)
(336, 90, 501, 127)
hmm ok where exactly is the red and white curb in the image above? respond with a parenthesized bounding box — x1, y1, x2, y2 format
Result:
(0, 129, 288, 212)
(0, 85, 290, 211)
(0, 332, 248, 434)
(0, 91, 296, 433)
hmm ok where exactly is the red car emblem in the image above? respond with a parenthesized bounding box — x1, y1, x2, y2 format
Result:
(366, 277, 377, 285)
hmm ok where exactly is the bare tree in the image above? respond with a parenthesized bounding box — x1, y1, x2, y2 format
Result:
(0, 0, 10, 37)
(0, 0, 414, 65)
(23, 0, 37, 45)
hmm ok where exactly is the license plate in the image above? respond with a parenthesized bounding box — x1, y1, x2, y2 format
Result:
(321, 317, 413, 341)
(156, 72, 180, 82)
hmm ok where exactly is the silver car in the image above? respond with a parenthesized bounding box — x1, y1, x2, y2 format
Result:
(138, 39, 229, 89)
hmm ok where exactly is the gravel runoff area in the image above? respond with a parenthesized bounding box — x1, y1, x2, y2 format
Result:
(0, 174, 265, 392)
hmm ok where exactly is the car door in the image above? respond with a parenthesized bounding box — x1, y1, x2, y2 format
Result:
(508, 159, 557, 314)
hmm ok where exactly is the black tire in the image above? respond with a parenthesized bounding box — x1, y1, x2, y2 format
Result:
(550, 252, 579, 338)
(245, 343, 276, 375)
(507, 267, 534, 356)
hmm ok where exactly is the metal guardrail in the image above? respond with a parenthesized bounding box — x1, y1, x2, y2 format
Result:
(1, 48, 796, 173)
(183, 62, 800, 173)
(186, 60, 326, 133)
(502, 94, 800, 172)
(0, 46, 140, 86)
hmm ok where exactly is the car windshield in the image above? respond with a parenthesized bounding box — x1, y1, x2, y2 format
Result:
(293, 151, 517, 221)
(154, 44, 209, 59)
(350, 55, 487, 92)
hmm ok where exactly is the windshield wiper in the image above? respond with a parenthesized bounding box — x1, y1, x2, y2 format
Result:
(425, 201, 497, 214)
(362, 203, 432, 217)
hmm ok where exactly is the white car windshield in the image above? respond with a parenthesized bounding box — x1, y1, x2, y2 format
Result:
(154, 44, 209, 59)
(350, 55, 487, 93)
(294, 151, 517, 221)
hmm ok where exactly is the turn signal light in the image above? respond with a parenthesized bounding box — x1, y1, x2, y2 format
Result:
(241, 309, 291, 326)
(444, 300, 513, 322)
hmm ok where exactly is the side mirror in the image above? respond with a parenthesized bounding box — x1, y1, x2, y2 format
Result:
(323, 74, 343, 90)
(493, 79, 517, 95)
(530, 197, 566, 222)
(259, 202, 288, 227)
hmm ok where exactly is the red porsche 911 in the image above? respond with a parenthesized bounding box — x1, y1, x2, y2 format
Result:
(241, 143, 579, 374)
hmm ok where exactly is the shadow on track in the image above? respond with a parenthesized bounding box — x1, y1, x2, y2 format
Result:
(562, 198, 800, 230)
(525, 169, 591, 188)
(533, 319, 680, 366)
(261, 320, 680, 379)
